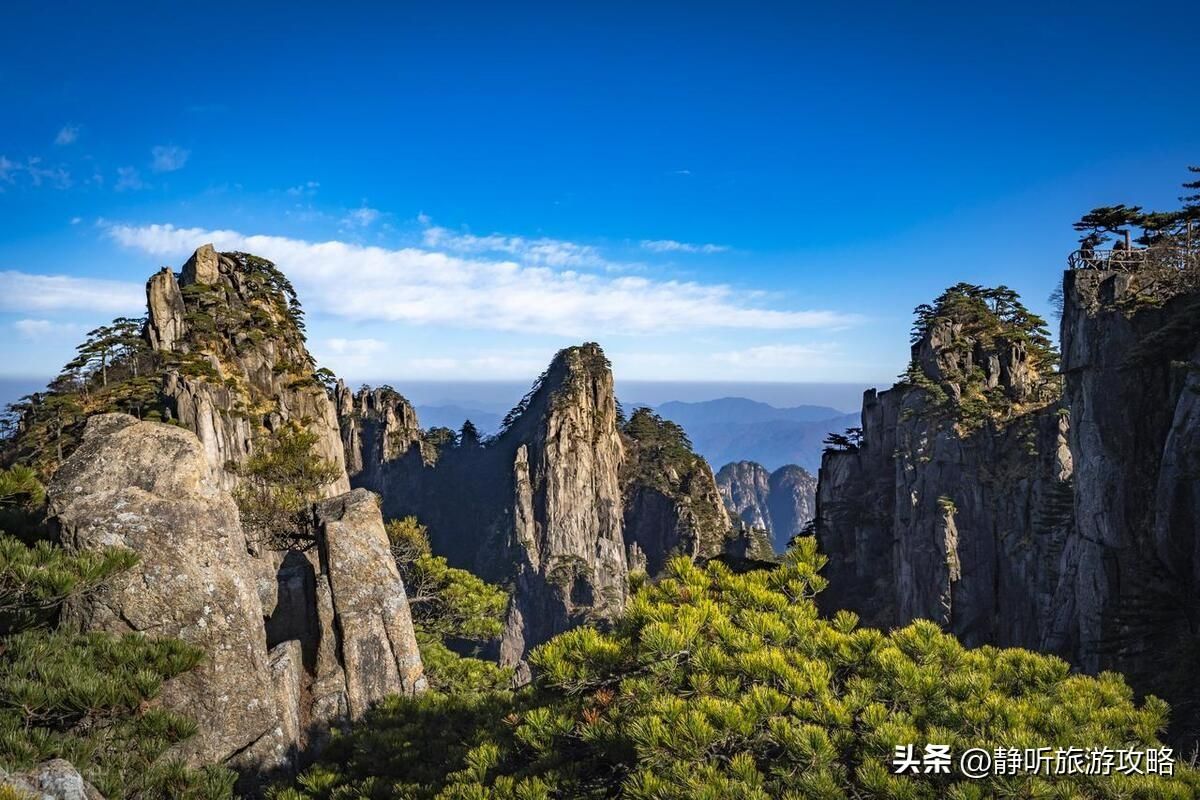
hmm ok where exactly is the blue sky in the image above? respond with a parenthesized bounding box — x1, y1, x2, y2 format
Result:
(2, 1, 1198, 388)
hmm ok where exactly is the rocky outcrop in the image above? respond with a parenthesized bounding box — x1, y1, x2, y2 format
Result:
(620, 407, 732, 576)
(338, 382, 423, 492)
(495, 345, 628, 665)
(1057, 268, 1200, 739)
(815, 271, 1200, 743)
(47, 414, 424, 777)
(814, 284, 1073, 645)
(144, 245, 349, 497)
(314, 489, 427, 708)
(340, 344, 631, 667)
(49, 414, 278, 766)
(716, 461, 816, 552)
(1, 759, 105, 800)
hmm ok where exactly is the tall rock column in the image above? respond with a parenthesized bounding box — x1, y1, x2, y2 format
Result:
(496, 344, 628, 666)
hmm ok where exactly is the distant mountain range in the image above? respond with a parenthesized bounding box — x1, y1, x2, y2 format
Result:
(413, 395, 859, 473)
(645, 398, 858, 473)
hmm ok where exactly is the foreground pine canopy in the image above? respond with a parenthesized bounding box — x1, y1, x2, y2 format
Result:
(276, 539, 1195, 800)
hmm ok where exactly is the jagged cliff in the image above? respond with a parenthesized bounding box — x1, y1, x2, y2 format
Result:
(815, 271, 1200, 741)
(815, 284, 1072, 643)
(340, 345, 629, 667)
(47, 414, 425, 784)
(145, 244, 349, 496)
(716, 461, 816, 552)
(1059, 267, 1200, 738)
(339, 346, 737, 666)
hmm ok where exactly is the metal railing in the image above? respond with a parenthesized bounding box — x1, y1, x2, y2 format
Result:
(1067, 247, 1200, 272)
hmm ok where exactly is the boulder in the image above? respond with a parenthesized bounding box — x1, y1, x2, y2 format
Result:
(0, 760, 105, 800)
(48, 414, 277, 766)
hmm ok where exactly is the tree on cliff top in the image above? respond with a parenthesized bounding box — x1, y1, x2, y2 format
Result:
(275, 537, 1197, 799)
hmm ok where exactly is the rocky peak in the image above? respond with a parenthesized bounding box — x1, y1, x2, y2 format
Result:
(906, 283, 1058, 423)
(716, 461, 816, 552)
(145, 245, 349, 496)
(495, 343, 628, 665)
(338, 382, 423, 481)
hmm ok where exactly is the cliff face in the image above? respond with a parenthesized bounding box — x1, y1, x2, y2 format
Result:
(716, 461, 816, 552)
(816, 270, 1200, 740)
(146, 245, 349, 497)
(495, 344, 629, 665)
(340, 346, 742, 666)
(1059, 269, 1200, 734)
(48, 414, 425, 781)
(815, 284, 1073, 647)
(620, 408, 732, 577)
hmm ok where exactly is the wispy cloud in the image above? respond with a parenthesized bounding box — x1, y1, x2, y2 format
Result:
(12, 318, 87, 340)
(106, 222, 859, 336)
(0, 271, 143, 314)
(55, 125, 79, 146)
(151, 145, 189, 172)
(423, 225, 609, 269)
(640, 239, 728, 254)
(115, 166, 145, 191)
(287, 181, 320, 197)
(0, 156, 71, 189)
(342, 206, 381, 227)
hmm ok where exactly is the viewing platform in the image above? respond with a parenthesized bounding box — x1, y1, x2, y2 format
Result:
(1067, 246, 1200, 272)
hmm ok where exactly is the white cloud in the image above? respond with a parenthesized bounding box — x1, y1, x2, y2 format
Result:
(55, 125, 79, 145)
(0, 271, 143, 314)
(712, 343, 840, 368)
(115, 166, 145, 191)
(151, 145, 189, 172)
(422, 225, 609, 269)
(0, 156, 14, 183)
(106, 222, 859, 337)
(343, 206, 381, 227)
(640, 239, 728, 254)
(12, 318, 86, 340)
(314, 337, 388, 371)
(287, 181, 320, 197)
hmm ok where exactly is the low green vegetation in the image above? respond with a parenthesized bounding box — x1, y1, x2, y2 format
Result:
(232, 424, 342, 547)
(273, 538, 1194, 799)
(385, 517, 511, 692)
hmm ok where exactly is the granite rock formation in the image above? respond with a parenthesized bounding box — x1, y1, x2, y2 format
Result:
(47, 414, 424, 777)
(815, 270, 1200, 742)
(621, 407, 732, 576)
(716, 461, 817, 552)
(0, 759, 105, 800)
(1058, 267, 1200, 739)
(340, 345, 740, 666)
(144, 244, 349, 497)
(815, 285, 1071, 642)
